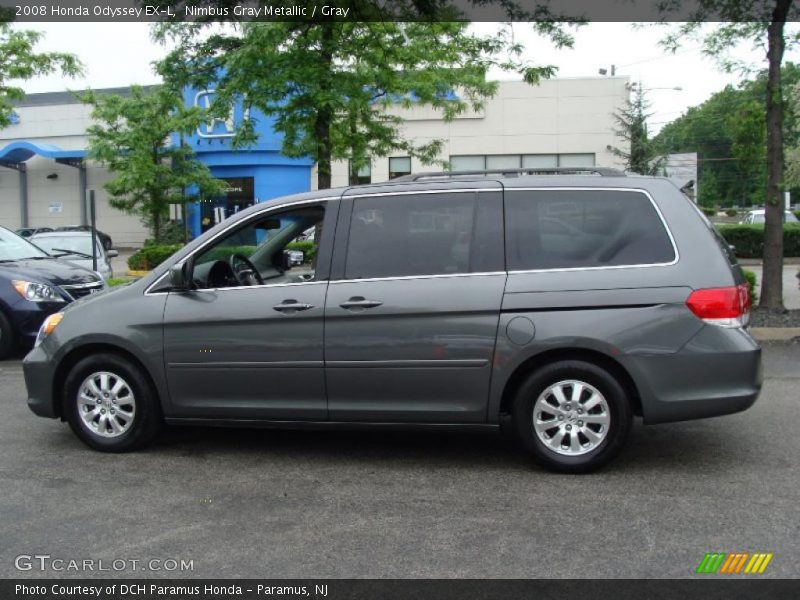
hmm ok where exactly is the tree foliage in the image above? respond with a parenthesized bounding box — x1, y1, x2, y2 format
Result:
(153, 15, 576, 189)
(654, 64, 800, 208)
(83, 85, 227, 243)
(657, 5, 799, 310)
(0, 22, 82, 128)
(608, 84, 665, 175)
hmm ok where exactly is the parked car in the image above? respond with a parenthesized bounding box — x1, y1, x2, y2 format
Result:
(0, 226, 104, 359)
(740, 209, 799, 225)
(23, 168, 761, 473)
(30, 231, 117, 281)
(15, 227, 54, 238)
(54, 225, 113, 251)
(286, 249, 304, 266)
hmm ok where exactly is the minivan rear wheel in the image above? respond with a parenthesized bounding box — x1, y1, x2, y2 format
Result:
(512, 360, 632, 473)
(64, 354, 161, 452)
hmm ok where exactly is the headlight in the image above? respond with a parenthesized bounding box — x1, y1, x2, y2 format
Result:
(35, 312, 64, 347)
(12, 280, 66, 303)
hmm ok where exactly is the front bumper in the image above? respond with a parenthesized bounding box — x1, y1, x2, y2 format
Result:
(629, 326, 762, 425)
(10, 300, 64, 347)
(23, 344, 58, 418)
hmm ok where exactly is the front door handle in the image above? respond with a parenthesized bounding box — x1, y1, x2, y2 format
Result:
(339, 296, 383, 310)
(273, 299, 314, 313)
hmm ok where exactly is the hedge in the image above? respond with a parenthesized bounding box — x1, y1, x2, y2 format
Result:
(741, 269, 758, 306)
(700, 206, 716, 217)
(715, 224, 800, 258)
(128, 244, 183, 270)
(128, 242, 317, 271)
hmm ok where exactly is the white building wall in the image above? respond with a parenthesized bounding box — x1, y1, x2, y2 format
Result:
(328, 77, 629, 187)
(0, 103, 148, 247)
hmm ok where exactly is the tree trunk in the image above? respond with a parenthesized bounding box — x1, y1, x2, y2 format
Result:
(760, 2, 791, 311)
(315, 23, 334, 191)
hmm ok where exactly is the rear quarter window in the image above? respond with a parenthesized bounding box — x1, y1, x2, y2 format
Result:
(505, 189, 676, 271)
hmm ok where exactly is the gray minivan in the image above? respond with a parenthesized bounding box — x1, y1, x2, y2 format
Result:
(23, 169, 761, 472)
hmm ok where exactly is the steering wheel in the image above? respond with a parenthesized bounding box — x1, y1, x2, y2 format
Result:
(229, 253, 264, 286)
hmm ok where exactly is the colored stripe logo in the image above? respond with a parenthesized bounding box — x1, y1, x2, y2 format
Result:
(697, 552, 773, 574)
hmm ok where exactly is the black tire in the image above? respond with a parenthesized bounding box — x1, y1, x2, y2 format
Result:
(0, 310, 15, 360)
(64, 354, 162, 452)
(512, 360, 632, 473)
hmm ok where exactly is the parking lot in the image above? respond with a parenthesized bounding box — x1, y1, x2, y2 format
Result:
(0, 342, 798, 579)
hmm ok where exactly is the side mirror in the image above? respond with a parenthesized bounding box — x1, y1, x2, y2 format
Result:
(107, 249, 119, 258)
(169, 262, 191, 291)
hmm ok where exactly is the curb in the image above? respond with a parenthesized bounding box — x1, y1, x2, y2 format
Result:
(126, 270, 149, 277)
(750, 327, 800, 342)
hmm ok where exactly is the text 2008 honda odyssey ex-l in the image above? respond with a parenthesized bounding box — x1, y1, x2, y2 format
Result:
(23, 168, 761, 472)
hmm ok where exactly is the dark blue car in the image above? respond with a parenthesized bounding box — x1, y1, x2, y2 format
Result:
(0, 226, 104, 359)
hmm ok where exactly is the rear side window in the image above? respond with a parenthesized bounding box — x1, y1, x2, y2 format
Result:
(344, 191, 503, 279)
(505, 189, 676, 271)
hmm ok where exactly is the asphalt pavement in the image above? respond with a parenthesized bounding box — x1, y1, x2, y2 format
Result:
(0, 343, 798, 579)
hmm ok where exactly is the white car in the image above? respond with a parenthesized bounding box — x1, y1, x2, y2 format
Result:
(31, 231, 117, 280)
(740, 209, 799, 225)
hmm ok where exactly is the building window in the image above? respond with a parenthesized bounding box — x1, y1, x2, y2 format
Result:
(350, 161, 372, 185)
(558, 153, 595, 167)
(388, 157, 412, 179)
(449, 155, 486, 171)
(451, 153, 596, 171)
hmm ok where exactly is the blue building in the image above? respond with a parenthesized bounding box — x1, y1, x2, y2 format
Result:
(181, 87, 313, 239)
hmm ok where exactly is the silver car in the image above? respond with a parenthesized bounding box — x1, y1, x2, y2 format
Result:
(30, 231, 117, 281)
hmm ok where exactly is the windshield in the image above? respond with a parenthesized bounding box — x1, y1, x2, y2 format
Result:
(0, 227, 49, 261)
(32, 235, 98, 257)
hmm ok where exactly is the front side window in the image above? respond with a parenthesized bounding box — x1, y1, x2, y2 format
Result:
(344, 192, 499, 279)
(505, 190, 676, 271)
(191, 205, 325, 289)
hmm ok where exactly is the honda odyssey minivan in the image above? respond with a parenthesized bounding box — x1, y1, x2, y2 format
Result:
(23, 168, 761, 472)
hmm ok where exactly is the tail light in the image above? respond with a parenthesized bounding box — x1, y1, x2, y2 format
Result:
(686, 283, 750, 328)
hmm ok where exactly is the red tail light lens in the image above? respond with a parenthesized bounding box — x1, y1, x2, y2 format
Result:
(686, 284, 750, 328)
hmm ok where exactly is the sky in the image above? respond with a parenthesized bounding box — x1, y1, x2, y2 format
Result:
(10, 21, 800, 134)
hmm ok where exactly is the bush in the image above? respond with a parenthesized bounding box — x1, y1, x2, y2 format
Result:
(794, 210, 800, 221)
(128, 244, 183, 270)
(715, 224, 800, 258)
(742, 269, 758, 306)
(701, 206, 716, 217)
(725, 209, 738, 218)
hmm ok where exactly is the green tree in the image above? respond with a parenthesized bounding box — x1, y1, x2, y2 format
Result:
(660, 3, 799, 310)
(727, 100, 767, 206)
(608, 84, 665, 175)
(153, 18, 574, 190)
(0, 22, 82, 127)
(83, 85, 227, 243)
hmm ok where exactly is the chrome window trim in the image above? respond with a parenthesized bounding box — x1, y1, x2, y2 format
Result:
(345, 187, 493, 199)
(331, 271, 507, 285)
(144, 196, 339, 296)
(505, 187, 680, 274)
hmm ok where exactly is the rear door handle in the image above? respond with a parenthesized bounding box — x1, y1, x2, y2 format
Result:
(273, 299, 314, 313)
(339, 296, 383, 310)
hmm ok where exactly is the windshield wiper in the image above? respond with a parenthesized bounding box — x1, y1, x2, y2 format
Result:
(50, 248, 94, 259)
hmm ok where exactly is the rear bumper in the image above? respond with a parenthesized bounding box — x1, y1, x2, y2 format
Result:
(23, 344, 58, 418)
(629, 326, 762, 425)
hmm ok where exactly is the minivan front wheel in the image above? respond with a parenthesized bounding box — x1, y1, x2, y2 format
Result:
(64, 354, 161, 452)
(512, 360, 632, 473)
